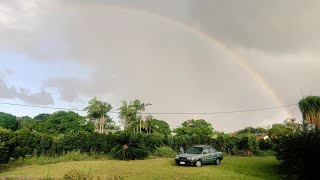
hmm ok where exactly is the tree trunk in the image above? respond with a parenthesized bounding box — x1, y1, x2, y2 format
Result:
(139, 111, 142, 133)
(101, 114, 105, 134)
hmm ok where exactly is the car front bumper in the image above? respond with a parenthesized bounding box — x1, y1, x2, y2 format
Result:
(175, 159, 196, 166)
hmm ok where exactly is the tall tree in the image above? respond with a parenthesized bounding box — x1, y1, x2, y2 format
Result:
(132, 100, 151, 133)
(299, 96, 320, 128)
(118, 100, 136, 132)
(0, 112, 18, 131)
(144, 115, 154, 134)
(84, 97, 113, 134)
(175, 119, 213, 137)
(38, 111, 94, 134)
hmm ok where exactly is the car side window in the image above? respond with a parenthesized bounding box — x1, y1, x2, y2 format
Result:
(203, 147, 210, 154)
(209, 147, 217, 153)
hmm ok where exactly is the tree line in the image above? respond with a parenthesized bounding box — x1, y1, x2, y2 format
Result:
(1, 96, 320, 179)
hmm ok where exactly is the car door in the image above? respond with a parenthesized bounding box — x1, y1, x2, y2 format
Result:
(202, 147, 210, 164)
(209, 147, 218, 163)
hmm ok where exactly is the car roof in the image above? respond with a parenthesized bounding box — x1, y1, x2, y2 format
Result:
(193, 145, 212, 148)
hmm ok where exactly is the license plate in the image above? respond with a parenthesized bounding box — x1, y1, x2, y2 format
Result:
(180, 161, 186, 165)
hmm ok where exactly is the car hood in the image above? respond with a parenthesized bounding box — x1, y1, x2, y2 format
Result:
(177, 153, 201, 158)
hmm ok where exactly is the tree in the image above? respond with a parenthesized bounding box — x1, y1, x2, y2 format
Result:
(175, 119, 213, 137)
(144, 115, 154, 134)
(118, 100, 137, 132)
(84, 97, 113, 134)
(236, 127, 268, 135)
(237, 133, 258, 156)
(132, 100, 151, 133)
(33, 113, 50, 121)
(298, 96, 320, 128)
(268, 118, 301, 139)
(144, 116, 171, 135)
(0, 112, 18, 131)
(38, 111, 93, 135)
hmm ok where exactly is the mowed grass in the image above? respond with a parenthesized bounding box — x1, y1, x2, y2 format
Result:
(0, 156, 281, 180)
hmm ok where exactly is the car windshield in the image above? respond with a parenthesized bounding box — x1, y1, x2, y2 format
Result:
(185, 147, 203, 154)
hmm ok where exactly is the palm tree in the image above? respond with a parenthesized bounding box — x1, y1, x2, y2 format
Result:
(118, 100, 137, 132)
(132, 100, 151, 133)
(84, 97, 113, 134)
(145, 115, 154, 134)
(299, 96, 320, 128)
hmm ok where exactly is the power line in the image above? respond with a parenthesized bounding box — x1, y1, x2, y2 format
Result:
(0, 101, 298, 115)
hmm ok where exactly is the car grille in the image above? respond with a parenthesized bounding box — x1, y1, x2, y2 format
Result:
(179, 157, 187, 160)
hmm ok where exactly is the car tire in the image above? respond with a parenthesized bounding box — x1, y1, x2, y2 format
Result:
(195, 159, 202, 167)
(215, 158, 221, 165)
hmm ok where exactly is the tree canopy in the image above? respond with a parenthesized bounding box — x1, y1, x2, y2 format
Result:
(0, 112, 18, 131)
(175, 119, 213, 137)
(38, 111, 94, 135)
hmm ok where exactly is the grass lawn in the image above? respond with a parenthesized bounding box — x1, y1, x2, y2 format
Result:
(0, 156, 281, 180)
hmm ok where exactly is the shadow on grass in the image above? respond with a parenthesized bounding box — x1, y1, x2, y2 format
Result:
(0, 164, 16, 174)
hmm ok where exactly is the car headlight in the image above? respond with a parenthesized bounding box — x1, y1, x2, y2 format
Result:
(187, 157, 195, 160)
(175, 156, 179, 159)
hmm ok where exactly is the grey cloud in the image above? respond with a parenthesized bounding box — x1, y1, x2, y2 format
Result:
(2, 0, 319, 132)
(187, 0, 320, 53)
(0, 79, 17, 98)
(0, 79, 54, 105)
(17, 88, 54, 105)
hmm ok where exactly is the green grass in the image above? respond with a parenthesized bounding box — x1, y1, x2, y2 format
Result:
(9, 151, 112, 166)
(0, 156, 282, 180)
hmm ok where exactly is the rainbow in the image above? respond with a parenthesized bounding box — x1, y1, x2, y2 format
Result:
(62, 2, 291, 117)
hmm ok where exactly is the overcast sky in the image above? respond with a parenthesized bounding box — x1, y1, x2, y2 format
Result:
(1, 0, 319, 132)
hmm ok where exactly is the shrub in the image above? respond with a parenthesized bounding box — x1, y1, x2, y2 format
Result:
(142, 133, 165, 152)
(63, 169, 94, 180)
(152, 146, 176, 158)
(0, 128, 13, 163)
(275, 129, 320, 179)
(111, 131, 148, 160)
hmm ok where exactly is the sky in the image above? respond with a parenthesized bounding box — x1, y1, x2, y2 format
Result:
(0, 0, 319, 132)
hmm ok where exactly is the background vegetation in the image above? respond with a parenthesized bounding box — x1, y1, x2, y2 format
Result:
(1, 96, 320, 179)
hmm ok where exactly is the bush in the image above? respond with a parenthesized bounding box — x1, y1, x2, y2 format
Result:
(142, 133, 164, 152)
(111, 131, 149, 160)
(275, 129, 320, 179)
(0, 128, 13, 163)
(63, 169, 94, 180)
(152, 146, 176, 158)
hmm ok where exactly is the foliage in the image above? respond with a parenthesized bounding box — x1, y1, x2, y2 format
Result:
(142, 133, 165, 152)
(118, 100, 138, 132)
(132, 100, 151, 133)
(144, 116, 171, 135)
(237, 134, 259, 156)
(236, 127, 268, 135)
(84, 97, 113, 134)
(274, 129, 320, 179)
(152, 146, 176, 158)
(268, 118, 300, 139)
(0, 128, 13, 163)
(34, 113, 50, 121)
(175, 119, 213, 137)
(0, 112, 18, 131)
(111, 131, 148, 160)
(298, 96, 320, 128)
(38, 111, 94, 135)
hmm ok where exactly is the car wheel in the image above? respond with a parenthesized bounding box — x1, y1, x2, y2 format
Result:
(215, 158, 220, 165)
(195, 159, 202, 167)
